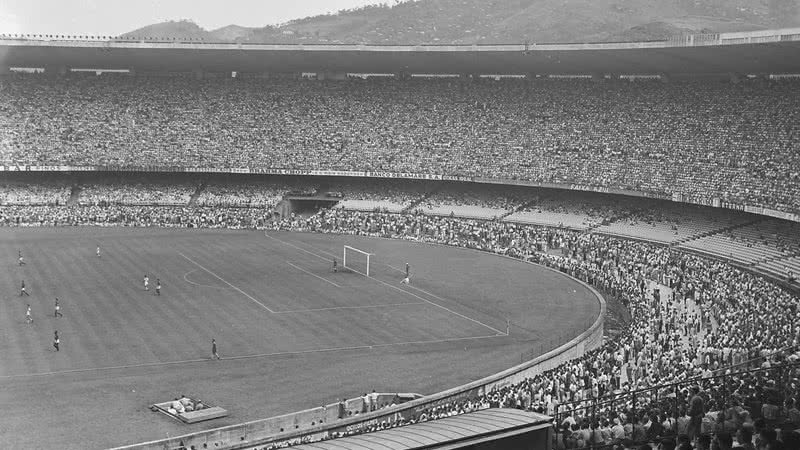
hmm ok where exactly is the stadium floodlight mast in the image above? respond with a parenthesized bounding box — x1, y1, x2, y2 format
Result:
(343, 245, 371, 277)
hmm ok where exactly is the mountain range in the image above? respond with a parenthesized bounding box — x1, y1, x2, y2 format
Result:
(121, 0, 800, 44)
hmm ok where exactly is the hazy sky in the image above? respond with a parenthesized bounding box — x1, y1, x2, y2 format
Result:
(0, 0, 385, 35)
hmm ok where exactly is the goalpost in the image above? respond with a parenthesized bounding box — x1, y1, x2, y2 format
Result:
(343, 246, 371, 277)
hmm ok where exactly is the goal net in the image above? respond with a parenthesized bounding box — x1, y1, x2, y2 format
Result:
(343, 246, 371, 277)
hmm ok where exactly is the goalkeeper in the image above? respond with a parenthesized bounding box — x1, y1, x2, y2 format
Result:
(401, 263, 411, 284)
(332, 257, 338, 273)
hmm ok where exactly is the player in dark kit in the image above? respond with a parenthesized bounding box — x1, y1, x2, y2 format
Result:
(54, 298, 63, 317)
(20, 280, 30, 296)
(53, 331, 60, 352)
(332, 257, 338, 273)
(18, 250, 25, 265)
(405, 263, 410, 278)
(211, 339, 220, 360)
(156, 279, 161, 296)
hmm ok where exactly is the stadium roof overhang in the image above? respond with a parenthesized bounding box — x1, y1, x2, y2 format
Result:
(290, 409, 553, 450)
(1, 28, 799, 75)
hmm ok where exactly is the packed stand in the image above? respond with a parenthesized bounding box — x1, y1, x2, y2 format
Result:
(196, 180, 304, 208)
(0, 181, 71, 206)
(1, 74, 799, 214)
(78, 176, 196, 206)
(0, 205, 275, 229)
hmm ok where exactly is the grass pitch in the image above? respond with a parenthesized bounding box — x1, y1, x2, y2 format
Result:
(0, 228, 599, 449)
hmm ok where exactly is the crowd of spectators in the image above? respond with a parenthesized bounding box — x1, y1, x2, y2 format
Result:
(1, 73, 799, 214)
(0, 205, 275, 228)
(79, 181, 195, 206)
(196, 180, 302, 208)
(0, 182, 71, 205)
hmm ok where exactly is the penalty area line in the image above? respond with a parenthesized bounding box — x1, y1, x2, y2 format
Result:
(264, 233, 507, 336)
(223, 333, 507, 362)
(177, 250, 276, 313)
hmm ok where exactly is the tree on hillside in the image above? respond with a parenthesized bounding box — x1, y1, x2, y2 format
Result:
(770, 0, 799, 26)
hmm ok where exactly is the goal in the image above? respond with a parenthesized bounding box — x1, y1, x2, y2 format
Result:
(343, 246, 371, 277)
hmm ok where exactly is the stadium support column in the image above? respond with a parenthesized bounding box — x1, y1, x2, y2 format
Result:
(192, 68, 205, 80)
(659, 73, 671, 84)
(728, 72, 744, 84)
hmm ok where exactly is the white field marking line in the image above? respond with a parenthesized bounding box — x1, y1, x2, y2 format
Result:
(177, 251, 276, 313)
(182, 269, 233, 289)
(285, 261, 341, 288)
(265, 233, 506, 336)
(350, 257, 510, 333)
(0, 333, 506, 379)
(273, 301, 425, 314)
(0, 357, 211, 379)
(222, 333, 505, 362)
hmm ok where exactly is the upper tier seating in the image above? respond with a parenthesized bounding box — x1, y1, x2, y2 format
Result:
(1, 74, 798, 214)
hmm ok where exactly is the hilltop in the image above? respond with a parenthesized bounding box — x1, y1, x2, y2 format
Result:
(122, 0, 800, 44)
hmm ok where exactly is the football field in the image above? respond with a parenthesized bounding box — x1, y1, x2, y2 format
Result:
(0, 227, 600, 449)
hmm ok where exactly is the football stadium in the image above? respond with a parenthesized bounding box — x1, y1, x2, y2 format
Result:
(1, 4, 800, 450)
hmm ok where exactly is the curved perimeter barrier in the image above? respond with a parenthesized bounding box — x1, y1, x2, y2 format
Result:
(111, 248, 606, 450)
